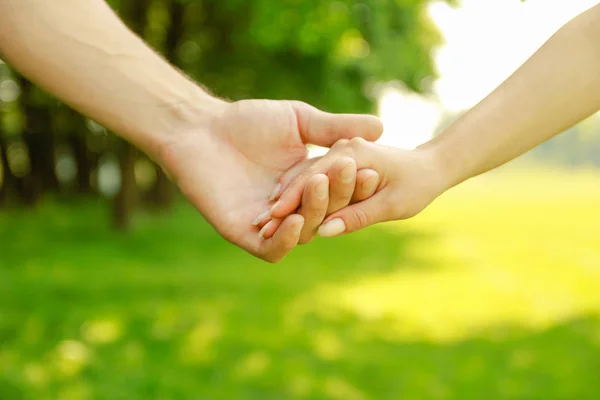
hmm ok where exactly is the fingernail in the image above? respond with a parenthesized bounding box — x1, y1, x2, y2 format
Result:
(340, 163, 355, 184)
(269, 183, 281, 201)
(318, 218, 346, 237)
(259, 220, 273, 238)
(268, 200, 281, 216)
(315, 181, 328, 200)
(252, 210, 269, 226)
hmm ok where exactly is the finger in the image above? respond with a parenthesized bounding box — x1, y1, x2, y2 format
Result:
(297, 174, 329, 244)
(252, 212, 273, 227)
(258, 218, 283, 239)
(268, 157, 320, 202)
(352, 169, 380, 203)
(269, 157, 339, 219)
(264, 174, 328, 243)
(326, 157, 357, 214)
(290, 101, 384, 147)
(258, 214, 304, 263)
(270, 138, 378, 219)
(317, 191, 391, 238)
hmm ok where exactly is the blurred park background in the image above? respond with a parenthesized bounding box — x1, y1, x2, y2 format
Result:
(2, 0, 600, 399)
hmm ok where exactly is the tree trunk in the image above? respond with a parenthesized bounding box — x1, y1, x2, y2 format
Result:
(147, 164, 174, 209)
(165, 0, 185, 63)
(69, 134, 93, 194)
(0, 135, 14, 204)
(18, 78, 59, 201)
(0, 135, 36, 205)
(22, 129, 58, 193)
(113, 143, 137, 231)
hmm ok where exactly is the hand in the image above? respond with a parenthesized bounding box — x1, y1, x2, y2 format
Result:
(158, 99, 383, 262)
(256, 159, 380, 244)
(270, 137, 448, 237)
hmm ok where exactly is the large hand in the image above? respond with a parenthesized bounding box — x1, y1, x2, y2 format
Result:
(158, 99, 383, 262)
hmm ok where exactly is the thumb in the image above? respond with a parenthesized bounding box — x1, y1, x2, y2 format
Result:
(290, 101, 383, 147)
(317, 192, 392, 237)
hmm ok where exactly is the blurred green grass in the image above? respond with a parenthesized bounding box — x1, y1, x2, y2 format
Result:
(1, 168, 600, 400)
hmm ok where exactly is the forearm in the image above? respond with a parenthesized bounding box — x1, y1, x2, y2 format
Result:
(0, 0, 222, 158)
(424, 4, 600, 190)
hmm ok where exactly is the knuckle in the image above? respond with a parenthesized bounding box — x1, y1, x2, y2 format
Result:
(352, 206, 370, 229)
(332, 138, 350, 150)
(349, 136, 367, 148)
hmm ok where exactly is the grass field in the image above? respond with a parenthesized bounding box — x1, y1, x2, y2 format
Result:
(1, 168, 600, 399)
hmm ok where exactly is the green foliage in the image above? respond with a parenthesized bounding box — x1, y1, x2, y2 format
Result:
(164, 0, 449, 113)
(5, 0, 449, 124)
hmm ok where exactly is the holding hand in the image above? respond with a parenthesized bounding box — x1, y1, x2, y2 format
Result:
(158, 100, 383, 262)
(268, 138, 448, 237)
(255, 160, 380, 244)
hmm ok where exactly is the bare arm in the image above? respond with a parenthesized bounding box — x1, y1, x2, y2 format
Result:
(274, 4, 600, 237)
(0, 0, 386, 261)
(424, 3, 600, 190)
(0, 0, 221, 158)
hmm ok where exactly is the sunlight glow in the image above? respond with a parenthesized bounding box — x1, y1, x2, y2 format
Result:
(378, 0, 599, 149)
(286, 169, 600, 343)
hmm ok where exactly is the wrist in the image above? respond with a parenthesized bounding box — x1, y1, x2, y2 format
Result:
(140, 87, 228, 162)
(414, 138, 457, 199)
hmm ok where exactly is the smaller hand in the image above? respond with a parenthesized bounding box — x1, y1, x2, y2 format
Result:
(269, 138, 448, 237)
(256, 166, 380, 244)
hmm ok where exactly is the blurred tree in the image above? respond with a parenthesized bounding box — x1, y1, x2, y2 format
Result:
(175, 0, 450, 113)
(0, 0, 454, 226)
(18, 78, 60, 197)
(59, 109, 98, 194)
(0, 132, 10, 204)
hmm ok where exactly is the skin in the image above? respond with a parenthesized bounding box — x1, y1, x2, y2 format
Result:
(273, 3, 600, 238)
(0, 0, 383, 262)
